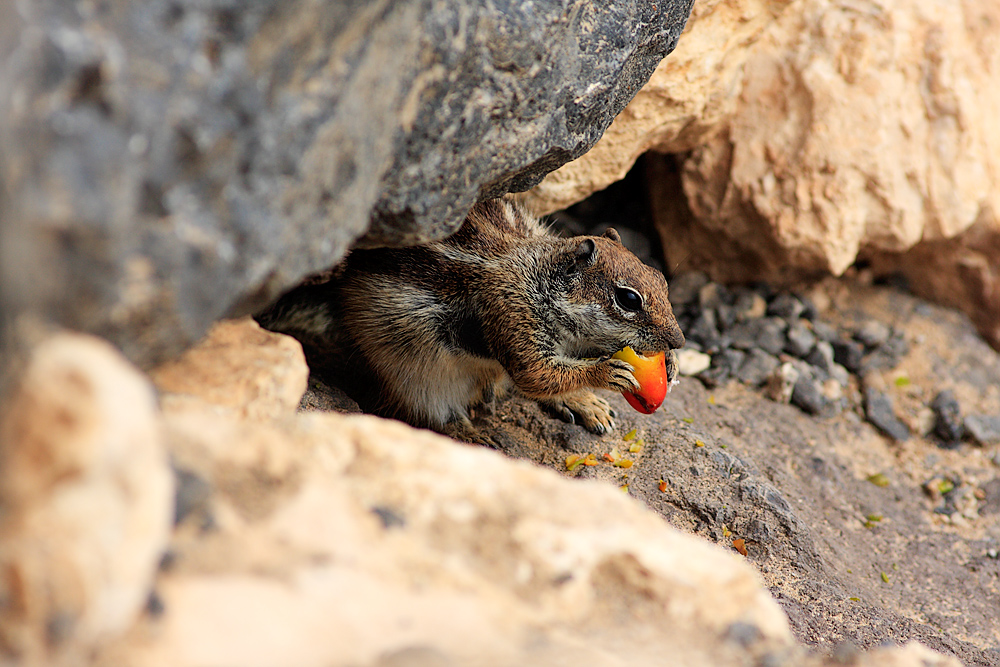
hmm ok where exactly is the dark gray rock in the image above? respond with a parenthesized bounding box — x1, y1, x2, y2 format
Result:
(965, 415, 1000, 446)
(767, 293, 805, 321)
(0, 0, 694, 367)
(715, 302, 738, 331)
(806, 341, 837, 377)
(863, 388, 910, 442)
(698, 348, 746, 387)
(832, 339, 865, 374)
(737, 349, 780, 387)
(854, 320, 891, 348)
(791, 377, 827, 416)
(728, 317, 787, 356)
(860, 330, 910, 373)
(811, 320, 839, 343)
(784, 321, 817, 358)
(797, 293, 819, 321)
(930, 390, 964, 447)
(686, 310, 721, 350)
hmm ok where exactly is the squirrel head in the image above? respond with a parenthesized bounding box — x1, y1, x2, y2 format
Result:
(555, 228, 685, 357)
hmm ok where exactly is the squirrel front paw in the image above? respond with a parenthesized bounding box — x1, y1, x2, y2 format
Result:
(538, 390, 618, 435)
(594, 358, 640, 393)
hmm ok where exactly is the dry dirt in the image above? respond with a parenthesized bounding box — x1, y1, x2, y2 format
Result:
(308, 277, 1000, 666)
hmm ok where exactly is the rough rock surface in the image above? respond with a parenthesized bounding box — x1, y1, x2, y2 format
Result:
(520, 0, 796, 214)
(0, 335, 173, 666)
(662, 0, 1000, 281)
(0, 0, 694, 369)
(150, 318, 307, 421)
(867, 216, 1000, 350)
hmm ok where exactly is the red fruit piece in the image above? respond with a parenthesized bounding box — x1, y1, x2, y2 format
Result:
(612, 346, 668, 414)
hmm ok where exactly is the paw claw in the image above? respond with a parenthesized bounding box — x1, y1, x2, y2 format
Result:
(538, 391, 616, 435)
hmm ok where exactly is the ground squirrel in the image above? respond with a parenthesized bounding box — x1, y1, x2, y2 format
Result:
(258, 196, 685, 444)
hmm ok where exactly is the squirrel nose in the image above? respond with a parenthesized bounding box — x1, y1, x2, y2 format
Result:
(667, 323, 685, 349)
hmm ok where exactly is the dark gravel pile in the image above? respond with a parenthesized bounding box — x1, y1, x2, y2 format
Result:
(666, 272, 980, 445)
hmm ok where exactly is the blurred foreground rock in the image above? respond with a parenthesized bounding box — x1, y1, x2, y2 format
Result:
(0, 0, 693, 369)
(0, 335, 172, 666)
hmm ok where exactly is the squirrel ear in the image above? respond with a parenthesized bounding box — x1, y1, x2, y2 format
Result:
(569, 238, 597, 272)
(603, 228, 622, 244)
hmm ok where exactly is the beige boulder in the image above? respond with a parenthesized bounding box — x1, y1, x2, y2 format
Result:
(108, 407, 794, 667)
(150, 317, 308, 421)
(0, 335, 173, 666)
(660, 0, 1000, 282)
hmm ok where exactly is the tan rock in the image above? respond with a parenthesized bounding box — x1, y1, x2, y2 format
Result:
(867, 215, 1000, 350)
(0, 335, 173, 666)
(521, 0, 798, 214)
(150, 317, 308, 421)
(653, 0, 1000, 283)
(101, 401, 794, 667)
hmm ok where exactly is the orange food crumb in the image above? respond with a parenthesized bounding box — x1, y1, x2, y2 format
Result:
(658, 480, 667, 492)
(732, 538, 748, 556)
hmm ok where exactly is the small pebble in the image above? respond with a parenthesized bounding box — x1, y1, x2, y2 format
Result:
(965, 415, 1000, 446)
(832, 339, 865, 374)
(863, 388, 910, 441)
(931, 389, 964, 446)
(792, 377, 828, 415)
(677, 349, 712, 376)
(785, 321, 817, 358)
(821, 378, 844, 402)
(765, 362, 800, 404)
(737, 349, 781, 387)
(767, 293, 805, 320)
(854, 321, 891, 348)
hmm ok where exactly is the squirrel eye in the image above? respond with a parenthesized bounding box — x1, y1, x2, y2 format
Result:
(614, 286, 643, 312)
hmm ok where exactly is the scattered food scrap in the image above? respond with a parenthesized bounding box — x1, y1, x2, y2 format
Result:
(732, 538, 748, 556)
